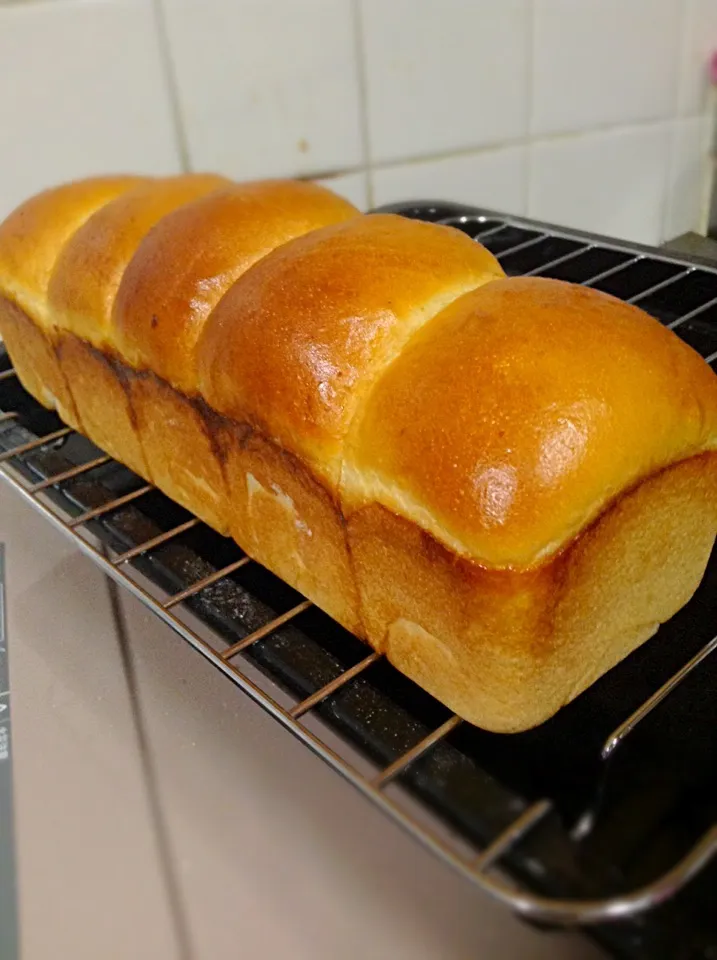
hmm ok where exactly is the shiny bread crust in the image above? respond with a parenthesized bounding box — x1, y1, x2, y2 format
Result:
(347, 276, 717, 567)
(0, 174, 146, 425)
(198, 213, 504, 484)
(114, 179, 359, 394)
(0, 173, 715, 732)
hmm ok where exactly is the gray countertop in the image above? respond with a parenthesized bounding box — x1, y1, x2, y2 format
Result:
(662, 230, 717, 260)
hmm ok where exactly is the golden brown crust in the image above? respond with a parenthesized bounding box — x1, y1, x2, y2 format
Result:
(0, 297, 79, 427)
(198, 214, 504, 485)
(348, 277, 717, 568)
(347, 452, 717, 731)
(48, 174, 228, 348)
(45, 174, 229, 471)
(114, 180, 359, 394)
(125, 371, 231, 532)
(221, 425, 362, 633)
(2, 174, 717, 733)
(0, 176, 145, 424)
(0, 175, 145, 326)
(57, 334, 150, 477)
(110, 180, 358, 536)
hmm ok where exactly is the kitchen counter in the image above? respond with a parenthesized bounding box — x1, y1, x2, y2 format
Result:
(2, 480, 603, 960)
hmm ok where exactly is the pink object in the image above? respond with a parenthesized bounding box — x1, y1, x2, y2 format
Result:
(709, 49, 717, 84)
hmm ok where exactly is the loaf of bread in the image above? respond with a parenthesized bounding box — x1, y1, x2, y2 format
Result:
(1, 174, 716, 732)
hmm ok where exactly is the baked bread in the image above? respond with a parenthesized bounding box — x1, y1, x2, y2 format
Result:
(0, 175, 145, 427)
(1, 174, 715, 732)
(112, 179, 359, 529)
(48, 173, 230, 476)
(197, 213, 504, 628)
(343, 278, 717, 729)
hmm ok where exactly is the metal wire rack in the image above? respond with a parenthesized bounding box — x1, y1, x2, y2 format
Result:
(1, 205, 717, 955)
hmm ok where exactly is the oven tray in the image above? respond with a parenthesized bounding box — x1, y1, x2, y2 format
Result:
(2, 203, 717, 960)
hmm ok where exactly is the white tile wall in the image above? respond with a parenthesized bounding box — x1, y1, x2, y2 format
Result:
(360, 0, 529, 164)
(678, 0, 717, 116)
(0, 0, 180, 219)
(0, 0, 715, 243)
(664, 115, 713, 239)
(531, 0, 682, 137)
(528, 123, 671, 244)
(372, 147, 527, 215)
(160, 0, 363, 180)
(315, 170, 369, 210)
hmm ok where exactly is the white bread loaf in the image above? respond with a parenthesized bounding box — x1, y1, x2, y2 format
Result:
(1, 173, 715, 732)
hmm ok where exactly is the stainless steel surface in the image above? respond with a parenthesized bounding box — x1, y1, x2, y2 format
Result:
(371, 715, 462, 788)
(664, 233, 717, 260)
(289, 650, 382, 720)
(66, 483, 154, 527)
(161, 556, 252, 610)
(668, 294, 717, 328)
(112, 518, 201, 565)
(626, 268, 690, 303)
(473, 801, 553, 872)
(0, 426, 71, 463)
(2, 487, 183, 960)
(524, 245, 592, 277)
(219, 600, 313, 660)
(443, 209, 717, 274)
(0, 543, 18, 960)
(28, 454, 111, 492)
(602, 632, 717, 759)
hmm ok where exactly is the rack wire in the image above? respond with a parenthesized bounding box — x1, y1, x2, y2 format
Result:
(1, 205, 717, 939)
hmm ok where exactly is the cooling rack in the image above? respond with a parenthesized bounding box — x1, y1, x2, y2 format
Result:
(2, 204, 717, 959)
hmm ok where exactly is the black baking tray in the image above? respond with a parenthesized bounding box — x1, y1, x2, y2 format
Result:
(2, 201, 717, 959)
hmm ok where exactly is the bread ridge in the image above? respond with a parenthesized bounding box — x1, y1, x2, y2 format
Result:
(0, 175, 151, 426)
(2, 176, 371, 628)
(341, 277, 717, 569)
(195, 213, 505, 629)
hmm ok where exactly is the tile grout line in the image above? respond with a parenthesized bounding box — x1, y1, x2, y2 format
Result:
(674, 0, 692, 122)
(523, 0, 536, 216)
(698, 110, 716, 236)
(150, 0, 192, 173)
(350, 114, 700, 179)
(661, 122, 678, 243)
(659, 1, 686, 248)
(104, 573, 194, 960)
(251, 119, 712, 191)
(350, 0, 375, 209)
